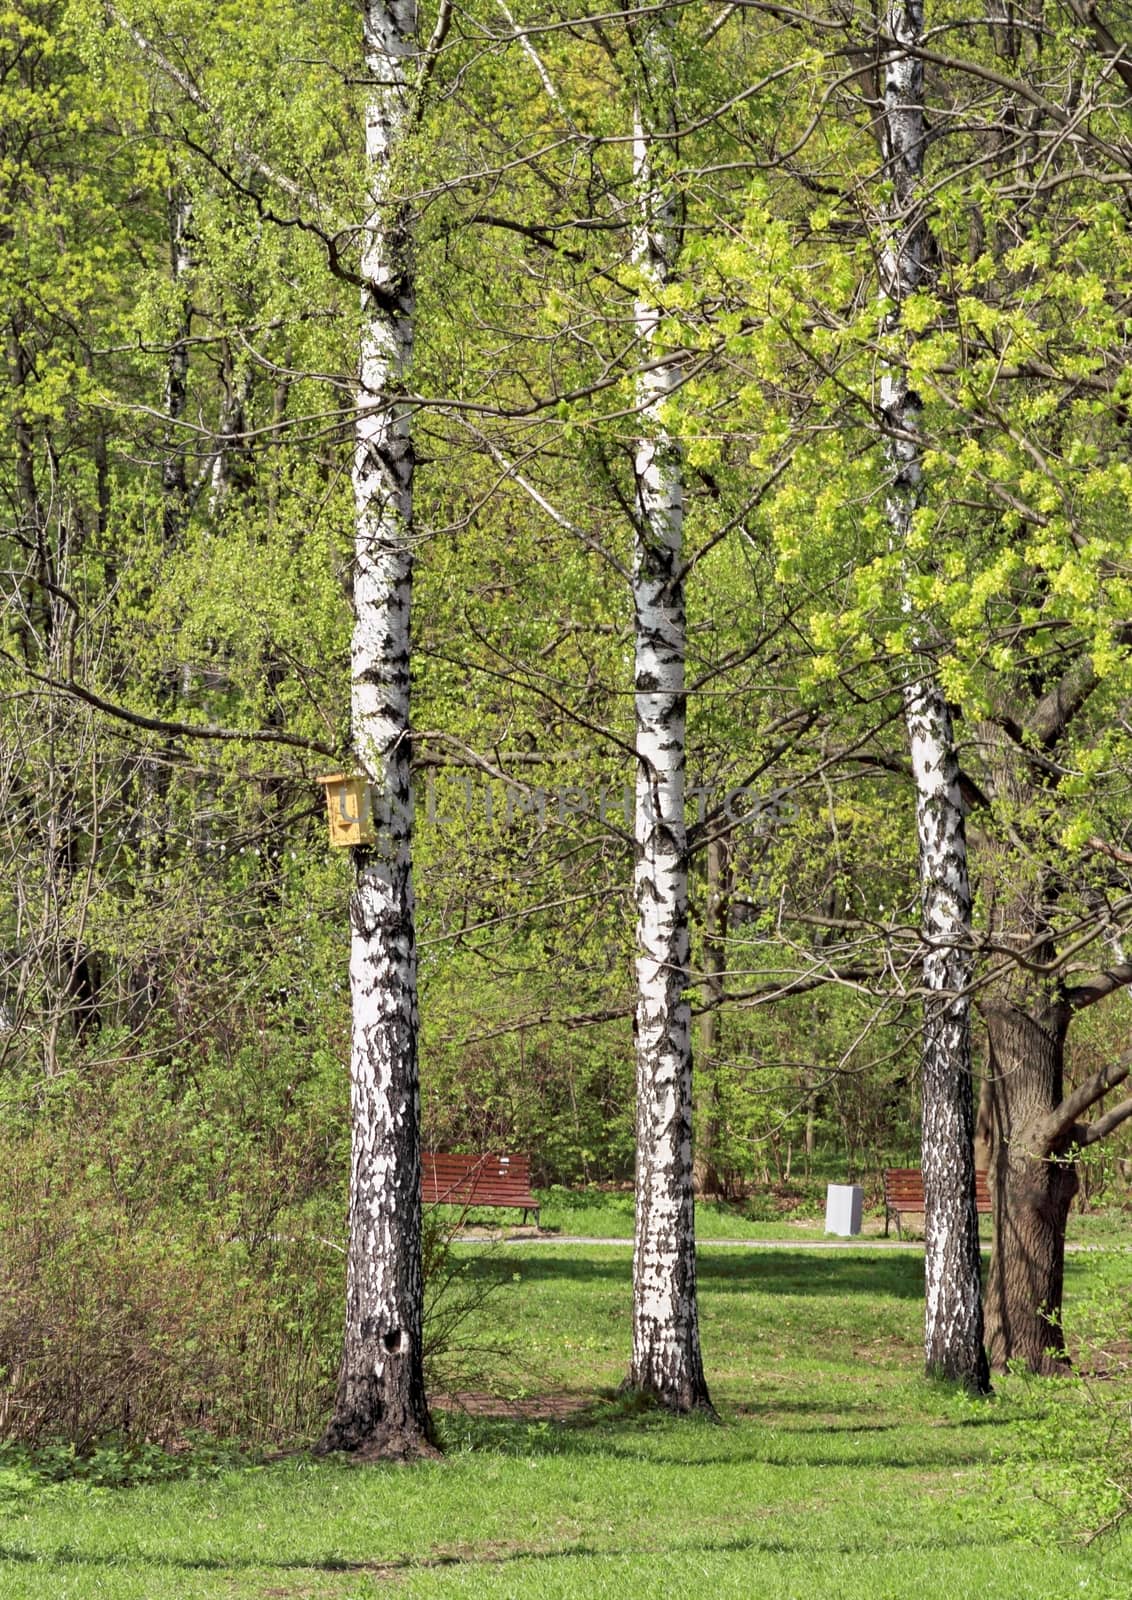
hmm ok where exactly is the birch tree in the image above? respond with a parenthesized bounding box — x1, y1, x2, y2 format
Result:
(862, 0, 1132, 1376)
(877, 0, 988, 1391)
(318, 0, 440, 1459)
(626, 12, 712, 1415)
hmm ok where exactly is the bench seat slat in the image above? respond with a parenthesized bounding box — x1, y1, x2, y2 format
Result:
(421, 1152, 539, 1219)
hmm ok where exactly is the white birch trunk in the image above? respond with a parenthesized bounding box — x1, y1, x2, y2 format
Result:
(880, 0, 989, 1390)
(627, 26, 711, 1414)
(162, 190, 192, 544)
(207, 351, 252, 514)
(319, 0, 432, 1458)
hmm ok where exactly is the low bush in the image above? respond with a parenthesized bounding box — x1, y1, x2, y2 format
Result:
(0, 1048, 513, 1454)
(994, 1261, 1132, 1544)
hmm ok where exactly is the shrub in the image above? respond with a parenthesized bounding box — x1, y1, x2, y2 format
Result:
(0, 1044, 512, 1452)
(994, 1266, 1132, 1544)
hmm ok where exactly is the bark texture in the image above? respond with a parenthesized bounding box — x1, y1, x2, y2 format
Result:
(627, 21, 712, 1415)
(319, 0, 432, 1460)
(981, 998, 1076, 1373)
(879, 0, 988, 1390)
(972, 699, 1132, 1371)
(973, 724, 1073, 1375)
(905, 684, 988, 1387)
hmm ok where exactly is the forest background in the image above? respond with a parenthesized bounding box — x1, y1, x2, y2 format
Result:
(5, 0, 1132, 1446)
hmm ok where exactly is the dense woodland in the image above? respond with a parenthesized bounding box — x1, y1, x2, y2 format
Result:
(5, 0, 1132, 1448)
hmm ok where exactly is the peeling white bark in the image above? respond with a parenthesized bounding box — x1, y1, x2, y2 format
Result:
(628, 25, 711, 1415)
(905, 680, 987, 1385)
(880, 0, 988, 1390)
(320, 0, 431, 1457)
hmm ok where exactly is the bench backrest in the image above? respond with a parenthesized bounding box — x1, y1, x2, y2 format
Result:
(884, 1167, 991, 1208)
(421, 1151, 536, 1206)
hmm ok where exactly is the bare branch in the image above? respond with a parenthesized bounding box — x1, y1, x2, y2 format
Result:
(418, 0, 455, 101)
(180, 137, 365, 292)
(5, 654, 338, 759)
(725, 967, 881, 1007)
(1079, 1093, 1132, 1147)
(701, 2, 739, 43)
(470, 429, 631, 579)
(1065, 964, 1132, 1012)
(1031, 1049, 1132, 1152)
(1086, 835, 1132, 868)
(1062, 0, 1132, 96)
(494, 0, 573, 122)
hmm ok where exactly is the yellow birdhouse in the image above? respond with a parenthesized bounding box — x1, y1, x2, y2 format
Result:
(317, 773, 376, 847)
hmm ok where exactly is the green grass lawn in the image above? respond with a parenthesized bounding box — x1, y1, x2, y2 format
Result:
(534, 1189, 820, 1239)
(3, 1245, 1130, 1598)
(526, 1186, 1132, 1245)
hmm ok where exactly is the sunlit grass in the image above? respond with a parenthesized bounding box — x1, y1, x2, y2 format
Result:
(3, 1245, 1131, 1598)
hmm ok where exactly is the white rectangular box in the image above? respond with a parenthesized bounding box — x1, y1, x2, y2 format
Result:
(824, 1183, 863, 1236)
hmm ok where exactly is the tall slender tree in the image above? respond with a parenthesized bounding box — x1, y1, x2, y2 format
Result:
(318, 0, 436, 1458)
(626, 11, 712, 1415)
(877, 0, 989, 1390)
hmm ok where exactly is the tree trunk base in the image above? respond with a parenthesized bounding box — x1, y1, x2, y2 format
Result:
(314, 1417, 440, 1462)
(925, 1354, 992, 1395)
(988, 1349, 1071, 1379)
(985, 1149, 1077, 1376)
(618, 1376, 718, 1420)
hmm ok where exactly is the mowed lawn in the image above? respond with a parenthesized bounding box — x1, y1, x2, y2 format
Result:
(3, 1245, 1130, 1599)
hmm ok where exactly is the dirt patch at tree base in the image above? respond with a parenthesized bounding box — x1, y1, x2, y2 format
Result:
(431, 1389, 595, 1420)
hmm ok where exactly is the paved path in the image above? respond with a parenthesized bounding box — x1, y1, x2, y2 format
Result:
(495, 1234, 1121, 1252)
(499, 1235, 922, 1249)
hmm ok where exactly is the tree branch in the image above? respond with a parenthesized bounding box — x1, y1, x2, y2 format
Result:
(1025, 656, 1099, 748)
(418, 0, 454, 102)
(725, 967, 881, 1007)
(1065, 963, 1132, 1012)
(840, 750, 991, 811)
(106, 6, 321, 211)
(6, 654, 338, 759)
(1086, 834, 1132, 868)
(181, 137, 366, 292)
(1079, 1093, 1132, 1147)
(1063, 0, 1132, 96)
(1031, 1049, 1132, 1152)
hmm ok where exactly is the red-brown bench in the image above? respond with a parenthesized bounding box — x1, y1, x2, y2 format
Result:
(883, 1167, 992, 1238)
(422, 1152, 540, 1226)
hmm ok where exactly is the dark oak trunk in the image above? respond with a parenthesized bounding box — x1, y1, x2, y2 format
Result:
(981, 999, 1076, 1374)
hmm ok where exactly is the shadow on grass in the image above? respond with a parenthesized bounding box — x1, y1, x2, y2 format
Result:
(432, 1407, 1002, 1471)
(0, 1525, 1015, 1577)
(729, 1404, 1015, 1438)
(494, 1249, 925, 1301)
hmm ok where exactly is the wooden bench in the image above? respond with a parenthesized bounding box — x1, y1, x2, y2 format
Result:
(422, 1152, 540, 1227)
(883, 1167, 992, 1238)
